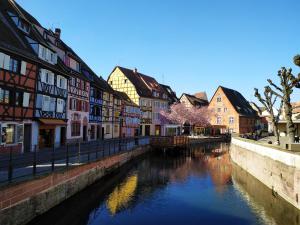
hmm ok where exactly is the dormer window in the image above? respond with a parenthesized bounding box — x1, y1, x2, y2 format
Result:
(7, 11, 30, 34)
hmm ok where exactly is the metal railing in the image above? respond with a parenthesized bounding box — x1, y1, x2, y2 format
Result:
(0, 136, 150, 186)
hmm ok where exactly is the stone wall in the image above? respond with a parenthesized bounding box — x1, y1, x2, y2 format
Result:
(0, 145, 151, 225)
(230, 137, 300, 210)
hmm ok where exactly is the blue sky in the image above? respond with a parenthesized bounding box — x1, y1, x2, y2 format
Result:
(17, 0, 300, 103)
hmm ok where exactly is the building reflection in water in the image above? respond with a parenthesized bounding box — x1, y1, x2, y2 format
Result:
(27, 142, 300, 225)
(106, 174, 138, 215)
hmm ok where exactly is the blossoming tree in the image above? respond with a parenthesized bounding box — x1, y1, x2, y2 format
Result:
(160, 103, 212, 135)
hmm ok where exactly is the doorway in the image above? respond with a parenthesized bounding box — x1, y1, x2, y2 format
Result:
(145, 125, 150, 136)
(155, 125, 161, 136)
(97, 125, 101, 139)
(23, 124, 32, 152)
(60, 127, 66, 146)
(102, 127, 105, 140)
(83, 125, 87, 142)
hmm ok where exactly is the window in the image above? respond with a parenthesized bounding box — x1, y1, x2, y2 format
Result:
(229, 117, 234, 124)
(38, 45, 57, 64)
(106, 125, 110, 134)
(9, 58, 19, 73)
(57, 75, 67, 89)
(4, 125, 15, 144)
(124, 79, 127, 84)
(217, 96, 222, 102)
(0, 88, 10, 104)
(217, 108, 221, 112)
(15, 91, 23, 106)
(71, 122, 81, 136)
(40, 69, 54, 85)
(224, 108, 227, 112)
(217, 116, 222, 124)
(0, 52, 10, 70)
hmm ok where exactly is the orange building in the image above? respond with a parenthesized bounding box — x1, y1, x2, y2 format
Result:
(208, 86, 258, 134)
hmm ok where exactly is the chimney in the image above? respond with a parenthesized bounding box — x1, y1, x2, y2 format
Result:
(133, 68, 137, 74)
(55, 28, 61, 39)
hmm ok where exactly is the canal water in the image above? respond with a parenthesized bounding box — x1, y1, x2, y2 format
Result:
(28, 142, 300, 225)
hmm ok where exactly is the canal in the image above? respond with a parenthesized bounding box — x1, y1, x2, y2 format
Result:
(27, 142, 300, 225)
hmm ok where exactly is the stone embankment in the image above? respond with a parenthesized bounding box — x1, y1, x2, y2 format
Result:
(230, 137, 300, 210)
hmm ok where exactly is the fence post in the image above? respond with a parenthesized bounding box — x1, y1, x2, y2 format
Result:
(96, 143, 98, 159)
(51, 145, 55, 172)
(66, 144, 69, 167)
(78, 142, 81, 164)
(8, 146, 13, 182)
(33, 145, 37, 176)
(102, 141, 105, 158)
(108, 141, 111, 156)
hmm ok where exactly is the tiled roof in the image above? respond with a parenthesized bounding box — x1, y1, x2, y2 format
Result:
(115, 66, 167, 99)
(160, 83, 178, 104)
(220, 86, 257, 117)
(194, 92, 208, 101)
(182, 93, 208, 107)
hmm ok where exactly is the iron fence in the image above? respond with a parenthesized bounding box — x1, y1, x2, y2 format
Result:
(0, 136, 150, 186)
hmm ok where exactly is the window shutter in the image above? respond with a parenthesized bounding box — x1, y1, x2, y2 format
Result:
(57, 99, 63, 113)
(38, 45, 43, 58)
(50, 97, 56, 111)
(63, 77, 67, 89)
(40, 69, 46, 82)
(20, 61, 27, 75)
(57, 75, 61, 87)
(50, 72, 55, 85)
(3, 54, 10, 70)
(0, 52, 4, 68)
(23, 92, 30, 107)
(42, 95, 50, 111)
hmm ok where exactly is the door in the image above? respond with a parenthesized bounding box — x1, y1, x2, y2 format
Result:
(97, 125, 101, 139)
(155, 125, 161, 136)
(23, 124, 32, 152)
(145, 125, 150, 136)
(60, 127, 66, 146)
(101, 127, 105, 140)
(83, 126, 87, 142)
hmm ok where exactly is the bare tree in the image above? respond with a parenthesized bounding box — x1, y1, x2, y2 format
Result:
(266, 66, 300, 143)
(254, 87, 283, 145)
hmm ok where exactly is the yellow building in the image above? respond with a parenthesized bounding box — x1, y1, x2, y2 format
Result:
(108, 66, 169, 136)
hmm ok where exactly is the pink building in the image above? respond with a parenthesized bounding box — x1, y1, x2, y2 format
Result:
(114, 91, 141, 137)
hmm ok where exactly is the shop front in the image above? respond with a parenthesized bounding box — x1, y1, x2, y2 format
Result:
(38, 119, 67, 149)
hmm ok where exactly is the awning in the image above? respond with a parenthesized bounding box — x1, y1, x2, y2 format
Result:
(39, 119, 67, 126)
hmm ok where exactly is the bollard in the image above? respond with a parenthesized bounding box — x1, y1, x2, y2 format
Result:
(78, 142, 81, 164)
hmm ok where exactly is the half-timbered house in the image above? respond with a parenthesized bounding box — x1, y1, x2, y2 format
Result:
(3, 0, 71, 149)
(0, 3, 37, 153)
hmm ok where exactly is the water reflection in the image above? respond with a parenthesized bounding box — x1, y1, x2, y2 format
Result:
(232, 163, 300, 225)
(27, 142, 299, 225)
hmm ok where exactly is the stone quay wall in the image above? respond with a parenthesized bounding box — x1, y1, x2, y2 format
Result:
(230, 137, 300, 210)
(0, 145, 151, 225)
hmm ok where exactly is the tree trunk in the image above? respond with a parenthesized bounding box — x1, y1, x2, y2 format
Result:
(271, 116, 280, 145)
(284, 101, 295, 143)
